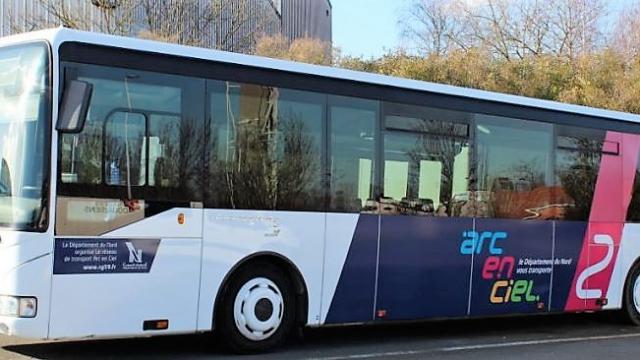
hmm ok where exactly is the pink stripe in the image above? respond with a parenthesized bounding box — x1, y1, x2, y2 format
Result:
(565, 132, 640, 311)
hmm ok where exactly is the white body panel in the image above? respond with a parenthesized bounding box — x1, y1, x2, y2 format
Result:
(198, 209, 326, 329)
(106, 208, 203, 239)
(48, 237, 202, 338)
(48, 209, 203, 338)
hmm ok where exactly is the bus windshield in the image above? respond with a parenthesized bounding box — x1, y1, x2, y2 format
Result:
(0, 43, 50, 231)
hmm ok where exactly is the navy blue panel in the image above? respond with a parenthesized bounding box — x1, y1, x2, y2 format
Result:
(470, 219, 553, 316)
(377, 216, 473, 320)
(549, 221, 586, 312)
(54, 238, 161, 274)
(325, 214, 379, 324)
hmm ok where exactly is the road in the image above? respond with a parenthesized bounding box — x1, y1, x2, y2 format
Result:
(2, 313, 640, 359)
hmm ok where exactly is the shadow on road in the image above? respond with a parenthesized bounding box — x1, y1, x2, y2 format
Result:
(2, 312, 629, 360)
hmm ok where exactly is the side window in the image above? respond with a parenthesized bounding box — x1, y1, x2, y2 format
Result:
(208, 80, 325, 211)
(476, 115, 554, 220)
(382, 103, 470, 216)
(57, 64, 204, 236)
(556, 126, 605, 221)
(328, 96, 378, 213)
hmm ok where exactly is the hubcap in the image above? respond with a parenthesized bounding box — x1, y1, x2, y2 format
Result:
(233, 277, 284, 341)
(634, 276, 640, 314)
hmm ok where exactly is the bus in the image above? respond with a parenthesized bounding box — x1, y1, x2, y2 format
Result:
(1, 27, 640, 354)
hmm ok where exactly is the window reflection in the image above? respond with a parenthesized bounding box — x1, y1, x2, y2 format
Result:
(208, 81, 324, 211)
(104, 111, 145, 186)
(476, 115, 556, 220)
(148, 114, 182, 188)
(328, 96, 377, 213)
(381, 105, 470, 217)
(556, 126, 604, 221)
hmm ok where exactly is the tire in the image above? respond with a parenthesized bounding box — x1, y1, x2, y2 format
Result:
(623, 263, 640, 326)
(216, 262, 296, 354)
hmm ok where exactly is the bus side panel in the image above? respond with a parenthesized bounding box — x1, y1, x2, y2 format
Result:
(549, 222, 587, 312)
(604, 133, 640, 309)
(198, 210, 326, 330)
(565, 132, 640, 312)
(469, 219, 553, 316)
(49, 209, 203, 338)
(323, 214, 378, 324)
(375, 216, 472, 321)
(49, 237, 202, 338)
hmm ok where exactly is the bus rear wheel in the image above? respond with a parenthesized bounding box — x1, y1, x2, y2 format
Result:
(624, 263, 640, 326)
(217, 262, 296, 354)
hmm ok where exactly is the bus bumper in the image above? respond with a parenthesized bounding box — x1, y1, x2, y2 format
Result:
(0, 316, 45, 338)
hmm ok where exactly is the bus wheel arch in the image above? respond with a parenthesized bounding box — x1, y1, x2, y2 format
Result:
(212, 252, 309, 351)
(622, 257, 640, 325)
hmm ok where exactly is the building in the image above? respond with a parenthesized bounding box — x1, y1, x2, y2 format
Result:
(282, 0, 332, 44)
(0, 0, 332, 53)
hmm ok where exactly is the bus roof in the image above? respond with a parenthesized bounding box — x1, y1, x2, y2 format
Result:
(3, 27, 640, 126)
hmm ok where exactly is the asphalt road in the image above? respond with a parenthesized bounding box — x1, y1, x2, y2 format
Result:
(2, 313, 640, 360)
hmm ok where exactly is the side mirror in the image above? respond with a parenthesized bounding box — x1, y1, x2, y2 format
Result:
(57, 80, 93, 133)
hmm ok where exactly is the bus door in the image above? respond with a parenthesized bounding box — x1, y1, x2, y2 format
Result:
(374, 106, 473, 321)
(50, 64, 206, 338)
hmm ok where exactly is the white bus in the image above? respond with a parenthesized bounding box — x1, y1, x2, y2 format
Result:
(2, 28, 640, 353)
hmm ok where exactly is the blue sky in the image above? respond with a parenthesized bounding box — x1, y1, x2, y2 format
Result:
(332, 0, 636, 58)
(332, 0, 402, 58)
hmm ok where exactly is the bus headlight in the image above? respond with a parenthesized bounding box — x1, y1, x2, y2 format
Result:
(0, 296, 37, 318)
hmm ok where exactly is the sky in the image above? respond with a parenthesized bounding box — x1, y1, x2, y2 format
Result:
(332, 0, 403, 59)
(332, 0, 637, 59)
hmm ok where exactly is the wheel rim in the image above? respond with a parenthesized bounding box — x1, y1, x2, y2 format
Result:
(634, 276, 640, 314)
(233, 277, 284, 342)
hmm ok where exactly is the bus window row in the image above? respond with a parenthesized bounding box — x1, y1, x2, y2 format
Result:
(58, 62, 637, 228)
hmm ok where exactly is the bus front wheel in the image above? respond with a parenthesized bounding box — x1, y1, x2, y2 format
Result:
(217, 262, 296, 353)
(624, 263, 640, 325)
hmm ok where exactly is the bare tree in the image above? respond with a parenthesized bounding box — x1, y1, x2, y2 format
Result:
(140, 0, 282, 51)
(610, 1, 640, 58)
(546, 0, 605, 59)
(466, 0, 604, 60)
(403, 0, 605, 60)
(140, 0, 214, 47)
(400, 0, 470, 55)
(465, 0, 516, 60)
(16, 0, 139, 35)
